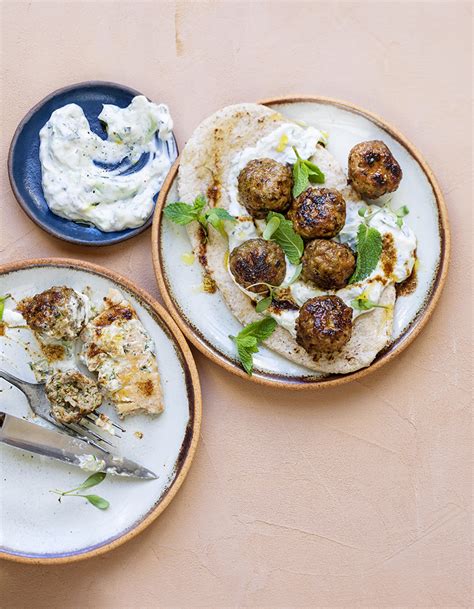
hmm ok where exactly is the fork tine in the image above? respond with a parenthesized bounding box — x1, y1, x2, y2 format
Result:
(71, 422, 115, 447)
(44, 417, 111, 454)
(85, 414, 125, 433)
(62, 424, 112, 453)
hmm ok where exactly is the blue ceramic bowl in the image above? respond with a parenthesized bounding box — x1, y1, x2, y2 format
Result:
(8, 81, 178, 246)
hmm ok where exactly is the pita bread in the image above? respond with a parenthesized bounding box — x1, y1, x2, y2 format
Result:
(177, 104, 395, 374)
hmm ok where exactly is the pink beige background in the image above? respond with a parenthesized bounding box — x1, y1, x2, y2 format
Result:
(0, 2, 472, 608)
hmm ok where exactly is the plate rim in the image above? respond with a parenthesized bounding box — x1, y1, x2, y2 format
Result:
(0, 257, 202, 564)
(151, 95, 450, 389)
(7, 80, 178, 247)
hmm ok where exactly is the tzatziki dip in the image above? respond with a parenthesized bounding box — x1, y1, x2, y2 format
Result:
(39, 95, 173, 232)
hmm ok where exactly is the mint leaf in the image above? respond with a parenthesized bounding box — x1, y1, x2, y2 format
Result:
(284, 263, 302, 286)
(206, 207, 236, 236)
(292, 147, 325, 197)
(255, 294, 273, 313)
(50, 472, 109, 510)
(164, 202, 200, 225)
(349, 223, 383, 284)
(305, 160, 325, 184)
(164, 195, 236, 235)
(76, 471, 106, 491)
(293, 161, 309, 198)
(230, 317, 277, 375)
(263, 216, 280, 240)
(266, 212, 304, 264)
(83, 495, 110, 510)
(206, 208, 235, 222)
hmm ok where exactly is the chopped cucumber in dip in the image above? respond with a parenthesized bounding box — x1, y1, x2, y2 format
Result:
(39, 96, 173, 232)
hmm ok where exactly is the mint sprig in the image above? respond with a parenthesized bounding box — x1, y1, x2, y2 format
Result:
(50, 471, 109, 510)
(164, 195, 236, 236)
(229, 317, 277, 375)
(292, 147, 325, 197)
(349, 222, 383, 284)
(264, 212, 304, 265)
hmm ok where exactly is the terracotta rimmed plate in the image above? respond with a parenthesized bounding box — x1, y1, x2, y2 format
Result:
(0, 258, 201, 563)
(8, 81, 178, 246)
(152, 96, 450, 388)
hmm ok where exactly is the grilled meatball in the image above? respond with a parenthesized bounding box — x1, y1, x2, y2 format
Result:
(229, 238, 286, 294)
(296, 295, 352, 354)
(238, 158, 292, 219)
(348, 140, 402, 199)
(289, 187, 346, 239)
(302, 240, 356, 290)
(17, 287, 88, 340)
(45, 370, 102, 424)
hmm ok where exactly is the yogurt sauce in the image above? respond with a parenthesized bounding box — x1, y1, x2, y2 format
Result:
(223, 123, 417, 337)
(39, 96, 173, 232)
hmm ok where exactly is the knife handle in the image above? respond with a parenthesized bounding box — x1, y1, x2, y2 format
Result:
(0, 412, 5, 427)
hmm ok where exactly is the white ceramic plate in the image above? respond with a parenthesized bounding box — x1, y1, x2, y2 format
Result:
(152, 97, 449, 388)
(0, 259, 201, 563)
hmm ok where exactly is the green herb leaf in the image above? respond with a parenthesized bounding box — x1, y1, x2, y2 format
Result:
(292, 161, 309, 198)
(266, 212, 304, 264)
(394, 205, 409, 228)
(305, 160, 325, 184)
(205, 207, 236, 236)
(292, 147, 325, 197)
(76, 471, 106, 491)
(83, 494, 110, 510)
(255, 294, 273, 313)
(164, 195, 236, 237)
(229, 317, 277, 375)
(349, 223, 383, 284)
(0, 294, 11, 322)
(206, 208, 235, 222)
(163, 202, 200, 225)
(263, 216, 281, 240)
(351, 294, 388, 311)
(50, 472, 109, 510)
(285, 263, 302, 286)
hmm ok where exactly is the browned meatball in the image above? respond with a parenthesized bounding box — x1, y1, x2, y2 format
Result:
(296, 295, 352, 354)
(302, 240, 356, 290)
(238, 158, 292, 219)
(348, 140, 402, 199)
(288, 187, 346, 239)
(229, 238, 286, 294)
(45, 370, 102, 424)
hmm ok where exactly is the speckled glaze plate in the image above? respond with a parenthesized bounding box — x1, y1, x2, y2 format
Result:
(0, 259, 201, 563)
(152, 97, 449, 388)
(8, 81, 178, 246)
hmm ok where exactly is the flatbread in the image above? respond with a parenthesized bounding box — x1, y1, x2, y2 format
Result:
(178, 104, 395, 374)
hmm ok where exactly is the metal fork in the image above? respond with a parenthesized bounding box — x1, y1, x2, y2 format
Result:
(0, 369, 124, 453)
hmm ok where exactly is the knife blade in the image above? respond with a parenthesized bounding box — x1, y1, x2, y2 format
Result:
(0, 411, 157, 479)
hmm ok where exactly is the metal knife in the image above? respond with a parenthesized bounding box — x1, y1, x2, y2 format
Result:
(0, 411, 157, 479)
